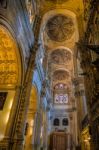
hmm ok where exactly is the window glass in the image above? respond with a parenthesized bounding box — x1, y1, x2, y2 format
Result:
(62, 118, 69, 126)
(53, 118, 60, 126)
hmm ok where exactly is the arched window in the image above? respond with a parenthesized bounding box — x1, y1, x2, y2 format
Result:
(53, 118, 60, 126)
(54, 83, 69, 104)
(62, 118, 68, 126)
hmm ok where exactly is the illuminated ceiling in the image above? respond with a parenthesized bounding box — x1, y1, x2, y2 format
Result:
(38, 0, 84, 105)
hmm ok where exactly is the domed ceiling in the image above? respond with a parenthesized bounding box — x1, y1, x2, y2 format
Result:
(50, 48, 72, 64)
(46, 14, 74, 42)
(39, 0, 83, 105)
(53, 70, 70, 81)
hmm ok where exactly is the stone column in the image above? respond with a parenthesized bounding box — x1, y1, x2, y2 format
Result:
(11, 50, 37, 150)
(33, 111, 42, 150)
(9, 15, 42, 150)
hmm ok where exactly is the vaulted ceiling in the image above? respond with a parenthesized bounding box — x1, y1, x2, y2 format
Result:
(38, 0, 84, 106)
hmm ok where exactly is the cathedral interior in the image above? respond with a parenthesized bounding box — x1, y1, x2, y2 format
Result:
(0, 0, 99, 150)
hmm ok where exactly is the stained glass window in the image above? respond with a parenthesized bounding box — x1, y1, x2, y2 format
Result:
(54, 94, 68, 104)
(54, 83, 68, 104)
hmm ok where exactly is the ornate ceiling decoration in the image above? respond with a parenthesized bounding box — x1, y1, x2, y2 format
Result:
(46, 14, 74, 42)
(50, 48, 72, 64)
(53, 70, 70, 81)
(0, 26, 19, 86)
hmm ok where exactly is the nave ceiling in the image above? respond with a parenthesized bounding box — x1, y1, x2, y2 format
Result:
(37, 0, 84, 105)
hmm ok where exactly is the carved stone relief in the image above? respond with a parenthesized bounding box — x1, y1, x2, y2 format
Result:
(53, 70, 70, 81)
(46, 14, 74, 42)
(50, 49, 71, 64)
(0, 26, 19, 85)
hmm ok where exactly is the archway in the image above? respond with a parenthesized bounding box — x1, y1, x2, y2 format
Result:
(0, 25, 22, 140)
(24, 85, 38, 150)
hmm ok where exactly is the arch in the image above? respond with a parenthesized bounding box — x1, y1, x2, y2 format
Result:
(50, 46, 72, 54)
(0, 22, 23, 140)
(53, 118, 60, 126)
(41, 9, 77, 31)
